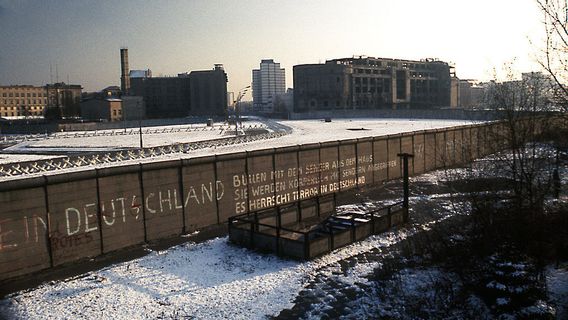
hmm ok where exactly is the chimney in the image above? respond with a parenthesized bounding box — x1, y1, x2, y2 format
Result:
(120, 48, 130, 95)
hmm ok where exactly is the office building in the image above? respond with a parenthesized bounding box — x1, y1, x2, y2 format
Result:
(45, 82, 83, 118)
(0, 83, 82, 119)
(252, 59, 286, 113)
(459, 79, 486, 109)
(293, 56, 453, 112)
(0, 85, 47, 118)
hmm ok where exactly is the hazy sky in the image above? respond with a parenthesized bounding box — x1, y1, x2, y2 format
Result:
(0, 0, 545, 96)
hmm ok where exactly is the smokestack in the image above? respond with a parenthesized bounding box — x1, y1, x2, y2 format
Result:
(120, 47, 130, 95)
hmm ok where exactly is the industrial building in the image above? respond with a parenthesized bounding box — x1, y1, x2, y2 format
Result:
(252, 59, 286, 113)
(293, 56, 454, 112)
(120, 48, 130, 95)
(186, 64, 229, 116)
(130, 76, 190, 118)
(81, 98, 123, 121)
(122, 49, 228, 118)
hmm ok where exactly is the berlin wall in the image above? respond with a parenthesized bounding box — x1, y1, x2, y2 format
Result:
(0, 122, 494, 281)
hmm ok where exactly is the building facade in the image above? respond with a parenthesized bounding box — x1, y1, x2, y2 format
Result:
(130, 76, 190, 118)
(0, 85, 48, 118)
(81, 98, 123, 121)
(130, 69, 152, 79)
(252, 59, 286, 113)
(45, 83, 83, 118)
(130, 65, 227, 118)
(293, 56, 453, 112)
(459, 79, 486, 109)
(121, 96, 146, 120)
(188, 64, 228, 116)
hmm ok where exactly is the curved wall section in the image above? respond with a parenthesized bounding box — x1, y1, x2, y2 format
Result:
(0, 122, 496, 281)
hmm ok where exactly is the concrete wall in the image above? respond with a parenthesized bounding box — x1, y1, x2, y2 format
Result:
(0, 122, 497, 281)
(289, 109, 557, 121)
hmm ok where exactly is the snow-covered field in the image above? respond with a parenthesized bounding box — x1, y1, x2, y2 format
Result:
(3, 122, 257, 151)
(0, 154, 62, 165)
(0, 219, 430, 319)
(2, 118, 470, 160)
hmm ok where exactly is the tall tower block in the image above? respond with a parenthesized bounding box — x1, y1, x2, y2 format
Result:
(120, 48, 130, 95)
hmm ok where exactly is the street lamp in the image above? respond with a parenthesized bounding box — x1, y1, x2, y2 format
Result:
(234, 85, 250, 135)
(137, 101, 143, 149)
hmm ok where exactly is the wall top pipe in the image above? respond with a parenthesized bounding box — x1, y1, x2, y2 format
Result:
(320, 141, 340, 148)
(46, 169, 97, 185)
(274, 145, 300, 154)
(182, 155, 216, 166)
(356, 137, 374, 143)
(0, 175, 45, 192)
(140, 159, 181, 171)
(339, 139, 358, 145)
(246, 148, 276, 157)
(96, 163, 141, 178)
(299, 143, 321, 151)
(215, 151, 247, 161)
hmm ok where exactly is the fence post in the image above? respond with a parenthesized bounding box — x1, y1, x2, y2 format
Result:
(249, 220, 254, 248)
(397, 153, 414, 223)
(371, 210, 376, 234)
(351, 214, 356, 242)
(228, 216, 233, 241)
(304, 232, 310, 260)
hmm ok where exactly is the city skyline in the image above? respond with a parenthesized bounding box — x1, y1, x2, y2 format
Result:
(0, 0, 544, 97)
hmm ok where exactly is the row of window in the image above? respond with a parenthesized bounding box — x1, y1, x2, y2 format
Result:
(1, 92, 47, 98)
(1, 99, 48, 105)
(410, 72, 436, 78)
(0, 106, 44, 111)
(354, 86, 391, 94)
(354, 69, 391, 75)
(306, 99, 389, 108)
(0, 111, 44, 117)
(353, 66, 441, 75)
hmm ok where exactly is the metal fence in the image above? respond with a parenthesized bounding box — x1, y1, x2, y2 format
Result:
(0, 128, 287, 178)
(1, 123, 268, 144)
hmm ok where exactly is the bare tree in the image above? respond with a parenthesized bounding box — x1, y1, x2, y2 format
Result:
(536, 0, 568, 110)
(484, 69, 556, 215)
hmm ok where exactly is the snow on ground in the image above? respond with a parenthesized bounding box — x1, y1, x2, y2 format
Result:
(213, 118, 471, 154)
(4, 123, 252, 151)
(0, 153, 62, 164)
(546, 265, 568, 319)
(341, 267, 465, 319)
(2, 118, 470, 159)
(0, 220, 437, 318)
(279, 118, 470, 142)
(0, 167, 472, 320)
(0, 232, 413, 319)
(0, 118, 472, 181)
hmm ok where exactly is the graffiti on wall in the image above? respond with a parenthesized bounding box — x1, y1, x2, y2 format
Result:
(3, 122, 496, 280)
